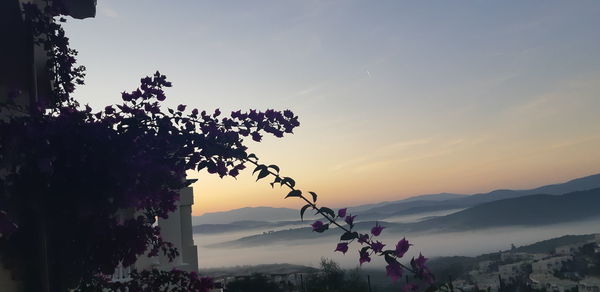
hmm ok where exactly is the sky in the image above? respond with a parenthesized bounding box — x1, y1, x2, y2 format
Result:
(63, 1, 600, 215)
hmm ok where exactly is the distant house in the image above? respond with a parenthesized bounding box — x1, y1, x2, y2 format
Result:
(500, 251, 532, 262)
(478, 260, 493, 272)
(556, 243, 588, 256)
(578, 277, 600, 292)
(531, 256, 572, 274)
(498, 262, 525, 280)
(529, 273, 578, 292)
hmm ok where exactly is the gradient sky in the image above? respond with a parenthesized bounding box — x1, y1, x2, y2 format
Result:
(64, 1, 600, 215)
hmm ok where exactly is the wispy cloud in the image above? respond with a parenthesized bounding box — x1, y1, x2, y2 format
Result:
(549, 136, 600, 150)
(330, 138, 434, 171)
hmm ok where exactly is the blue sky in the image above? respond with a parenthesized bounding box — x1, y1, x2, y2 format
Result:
(64, 1, 600, 214)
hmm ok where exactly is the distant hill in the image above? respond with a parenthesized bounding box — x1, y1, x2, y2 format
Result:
(355, 200, 464, 219)
(192, 207, 302, 225)
(194, 194, 467, 225)
(217, 188, 600, 247)
(193, 220, 305, 234)
(427, 233, 600, 282)
(453, 173, 600, 206)
(359, 173, 600, 220)
(514, 234, 598, 254)
(348, 193, 467, 213)
(407, 188, 600, 231)
(193, 173, 600, 225)
(199, 263, 318, 278)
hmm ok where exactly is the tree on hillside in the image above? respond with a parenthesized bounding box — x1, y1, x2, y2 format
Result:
(226, 274, 284, 292)
(305, 258, 368, 292)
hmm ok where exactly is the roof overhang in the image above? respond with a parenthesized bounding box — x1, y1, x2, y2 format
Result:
(60, 0, 97, 19)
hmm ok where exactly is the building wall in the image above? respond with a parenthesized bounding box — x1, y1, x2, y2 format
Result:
(131, 186, 199, 274)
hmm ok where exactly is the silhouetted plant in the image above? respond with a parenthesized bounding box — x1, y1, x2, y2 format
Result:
(0, 1, 432, 291)
(305, 258, 369, 292)
(226, 274, 284, 292)
(248, 156, 434, 289)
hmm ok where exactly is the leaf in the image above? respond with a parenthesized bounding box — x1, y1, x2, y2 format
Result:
(256, 169, 269, 181)
(382, 250, 394, 256)
(300, 204, 311, 221)
(281, 177, 295, 188)
(319, 207, 335, 219)
(309, 191, 317, 203)
(285, 190, 302, 199)
(268, 164, 280, 173)
(360, 246, 371, 254)
(340, 231, 358, 241)
(247, 153, 258, 160)
(384, 254, 398, 265)
(253, 164, 266, 175)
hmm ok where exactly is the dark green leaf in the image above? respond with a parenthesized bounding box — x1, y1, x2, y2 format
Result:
(340, 231, 358, 241)
(300, 204, 311, 221)
(384, 254, 397, 265)
(382, 250, 394, 256)
(309, 191, 317, 203)
(320, 207, 335, 218)
(268, 164, 280, 173)
(253, 164, 266, 175)
(256, 169, 269, 181)
(282, 177, 295, 188)
(247, 153, 258, 160)
(360, 246, 371, 254)
(285, 190, 302, 198)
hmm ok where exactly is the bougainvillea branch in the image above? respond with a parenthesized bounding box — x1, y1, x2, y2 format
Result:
(246, 156, 434, 287)
(1, 1, 435, 291)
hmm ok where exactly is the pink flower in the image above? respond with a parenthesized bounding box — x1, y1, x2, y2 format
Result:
(337, 208, 347, 218)
(359, 249, 371, 265)
(371, 241, 385, 253)
(344, 215, 356, 226)
(412, 253, 428, 270)
(311, 220, 328, 233)
(395, 238, 411, 258)
(334, 242, 349, 254)
(311, 220, 323, 230)
(357, 233, 369, 244)
(177, 104, 186, 112)
(410, 253, 434, 283)
(385, 262, 403, 282)
(371, 222, 385, 236)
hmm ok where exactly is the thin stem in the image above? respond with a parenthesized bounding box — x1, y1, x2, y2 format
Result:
(245, 158, 418, 274)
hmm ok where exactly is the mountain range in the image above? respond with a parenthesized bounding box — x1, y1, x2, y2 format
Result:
(213, 188, 600, 247)
(193, 173, 600, 226)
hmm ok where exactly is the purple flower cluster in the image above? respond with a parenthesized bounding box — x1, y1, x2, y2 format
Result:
(305, 206, 432, 285)
(0, 70, 300, 289)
